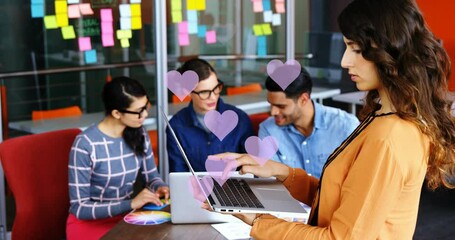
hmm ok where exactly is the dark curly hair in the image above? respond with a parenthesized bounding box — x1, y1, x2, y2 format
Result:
(102, 76, 148, 156)
(338, 0, 455, 189)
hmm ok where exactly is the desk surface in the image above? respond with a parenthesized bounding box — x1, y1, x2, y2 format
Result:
(9, 87, 340, 134)
(101, 206, 229, 240)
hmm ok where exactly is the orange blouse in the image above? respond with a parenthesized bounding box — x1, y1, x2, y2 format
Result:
(251, 114, 429, 240)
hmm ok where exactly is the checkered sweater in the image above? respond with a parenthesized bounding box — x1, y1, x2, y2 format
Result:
(68, 124, 166, 220)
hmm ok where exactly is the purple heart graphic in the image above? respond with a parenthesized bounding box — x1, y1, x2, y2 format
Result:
(205, 156, 237, 186)
(204, 110, 239, 141)
(188, 175, 214, 203)
(245, 136, 279, 166)
(266, 59, 301, 90)
(166, 70, 199, 101)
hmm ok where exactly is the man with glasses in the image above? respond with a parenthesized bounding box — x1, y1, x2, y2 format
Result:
(167, 58, 254, 172)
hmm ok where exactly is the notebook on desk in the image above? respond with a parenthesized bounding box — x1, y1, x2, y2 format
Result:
(162, 107, 306, 222)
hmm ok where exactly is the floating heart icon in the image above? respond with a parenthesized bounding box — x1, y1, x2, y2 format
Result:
(245, 136, 279, 166)
(205, 156, 237, 186)
(204, 110, 239, 141)
(166, 70, 199, 101)
(266, 59, 301, 90)
(188, 175, 214, 203)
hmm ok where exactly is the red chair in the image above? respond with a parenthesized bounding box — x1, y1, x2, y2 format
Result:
(172, 94, 191, 103)
(147, 130, 159, 166)
(249, 112, 270, 135)
(0, 128, 81, 240)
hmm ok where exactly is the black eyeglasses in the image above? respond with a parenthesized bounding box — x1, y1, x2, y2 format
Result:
(118, 102, 150, 119)
(191, 82, 223, 100)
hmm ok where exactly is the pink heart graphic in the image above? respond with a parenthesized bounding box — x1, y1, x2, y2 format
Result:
(245, 136, 279, 166)
(166, 70, 199, 101)
(204, 110, 239, 141)
(266, 59, 301, 90)
(205, 156, 237, 186)
(188, 175, 214, 203)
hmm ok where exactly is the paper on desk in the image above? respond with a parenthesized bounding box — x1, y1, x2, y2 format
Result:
(211, 222, 252, 240)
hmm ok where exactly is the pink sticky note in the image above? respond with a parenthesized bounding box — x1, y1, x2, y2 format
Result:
(102, 34, 115, 47)
(101, 22, 113, 34)
(206, 30, 216, 44)
(253, 1, 263, 12)
(100, 9, 113, 22)
(79, 3, 94, 15)
(78, 37, 92, 51)
(178, 33, 190, 46)
(68, 5, 81, 19)
(178, 21, 188, 33)
(275, 3, 285, 13)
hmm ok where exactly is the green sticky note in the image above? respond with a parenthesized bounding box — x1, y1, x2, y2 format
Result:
(171, 0, 182, 11)
(172, 10, 182, 23)
(262, 23, 272, 35)
(116, 29, 132, 39)
(44, 15, 58, 29)
(253, 24, 263, 36)
(121, 38, 130, 48)
(61, 25, 76, 39)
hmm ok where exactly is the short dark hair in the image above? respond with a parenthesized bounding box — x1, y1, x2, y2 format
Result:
(177, 58, 216, 81)
(265, 67, 313, 100)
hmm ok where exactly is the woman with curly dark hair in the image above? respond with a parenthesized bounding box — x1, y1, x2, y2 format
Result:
(209, 0, 455, 239)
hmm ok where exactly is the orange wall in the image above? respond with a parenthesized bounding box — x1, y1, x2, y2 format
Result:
(417, 0, 455, 91)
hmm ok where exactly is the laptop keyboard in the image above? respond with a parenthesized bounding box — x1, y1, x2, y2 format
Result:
(211, 178, 264, 209)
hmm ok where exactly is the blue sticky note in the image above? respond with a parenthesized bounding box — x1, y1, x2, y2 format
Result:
(84, 50, 97, 64)
(257, 36, 267, 56)
(31, 4, 44, 18)
(197, 25, 207, 37)
(188, 21, 198, 34)
(31, 0, 44, 4)
(262, 0, 271, 11)
(143, 203, 169, 210)
(187, 10, 198, 22)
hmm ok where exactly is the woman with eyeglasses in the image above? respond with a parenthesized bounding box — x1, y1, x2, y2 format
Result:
(167, 58, 255, 172)
(66, 76, 169, 240)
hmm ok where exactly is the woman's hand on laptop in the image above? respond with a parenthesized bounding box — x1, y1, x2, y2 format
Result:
(208, 153, 290, 182)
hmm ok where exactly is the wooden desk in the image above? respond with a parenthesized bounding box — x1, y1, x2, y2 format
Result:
(101, 207, 229, 240)
(9, 87, 340, 134)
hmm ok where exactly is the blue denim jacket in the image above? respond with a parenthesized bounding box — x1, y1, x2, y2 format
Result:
(258, 102, 359, 178)
(167, 98, 254, 172)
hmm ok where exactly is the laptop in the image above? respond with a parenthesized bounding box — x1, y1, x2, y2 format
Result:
(161, 108, 306, 218)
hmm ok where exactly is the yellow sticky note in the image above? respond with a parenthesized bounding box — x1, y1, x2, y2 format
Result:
(56, 13, 69, 27)
(131, 17, 142, 30)
(253, 24, 263, 36)
(61, 26, 76, 39)
(130, 4, 141, 17)
(120, 38, 130, 48)
(171, 0, 182, 11)
(172, 10, 182, 23)
(44, 15, 58, 29)
(262, 23, 272, 35)
(116, 29, 132, 39)
(55, 1, 67, 14)
(187, 0, 205, 11)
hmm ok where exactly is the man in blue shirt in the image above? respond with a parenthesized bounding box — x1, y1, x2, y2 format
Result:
(259, 67, 359, 178)
(167, 58, 254, 172)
